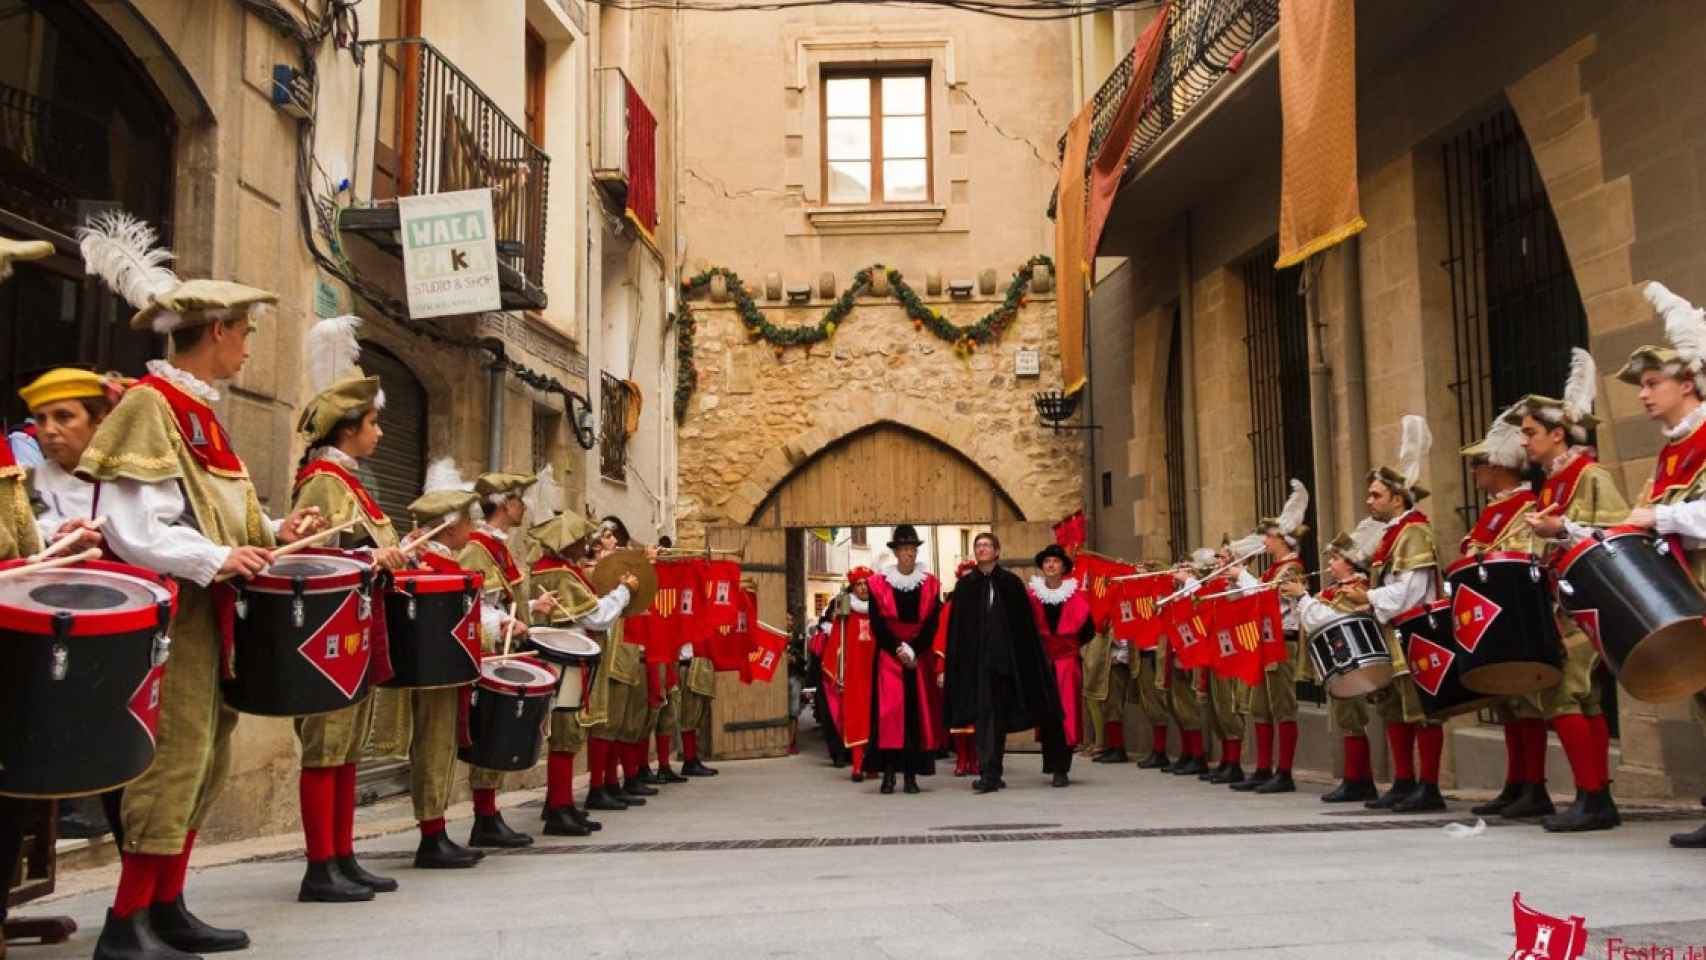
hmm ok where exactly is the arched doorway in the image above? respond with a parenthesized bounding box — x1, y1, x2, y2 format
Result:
(703, 423, 1058, 759)
(0, 0, 177, 424)
(357, 341, 428, 525)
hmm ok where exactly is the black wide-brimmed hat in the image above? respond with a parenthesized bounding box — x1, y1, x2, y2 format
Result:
(1034, 543, 1073, 574)
(887, 524, 924, 549)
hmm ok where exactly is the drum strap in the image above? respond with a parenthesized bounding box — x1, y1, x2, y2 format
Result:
(368, 582, 395, 686)
(213, 582, 239, 680)
(456, 686, 475, 748)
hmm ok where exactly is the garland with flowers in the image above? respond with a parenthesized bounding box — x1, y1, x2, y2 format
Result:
(675, 254, 1052, 420)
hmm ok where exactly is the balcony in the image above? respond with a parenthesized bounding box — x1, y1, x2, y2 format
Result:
(341, 38, 550, 311)
(592, 66, 658, 241)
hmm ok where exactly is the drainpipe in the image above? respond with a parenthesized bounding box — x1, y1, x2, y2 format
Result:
(1305, 256, 1338, 545)
(1341, 235, 1370, 528)
(1177, 213, 1203, 548)
(484, 342, 507, 472)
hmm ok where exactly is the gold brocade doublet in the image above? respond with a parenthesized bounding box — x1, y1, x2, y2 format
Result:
(0, 463, 42, 559)
(527, 565, 599, 625)
(1372, 521, 1438, 676)
(293, 471, 400, 551)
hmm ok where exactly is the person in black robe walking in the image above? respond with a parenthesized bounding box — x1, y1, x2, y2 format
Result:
(943, 531, 1071, 793)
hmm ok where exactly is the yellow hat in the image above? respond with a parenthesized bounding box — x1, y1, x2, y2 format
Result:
(297, 373, 385, 444)
(19, 368, 107, 411)
(132, 278, 277, 333)
(475, 472, 537, 499)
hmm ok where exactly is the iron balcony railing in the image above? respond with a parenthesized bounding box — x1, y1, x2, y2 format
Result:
(357, 37, 550, 291)
(1053, 0, 1278, 213)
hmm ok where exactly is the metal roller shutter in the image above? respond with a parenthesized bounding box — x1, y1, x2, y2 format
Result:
(357, 343, 427, 528)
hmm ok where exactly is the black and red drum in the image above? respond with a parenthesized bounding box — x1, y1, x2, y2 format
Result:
(0, 559, 178, 798)
(1305, 612, 1391, 697)
(1444, 552, 1564, 696)
(527, 627, 602, 712)
(458, 657, 557, 771)
(223, 549, 374, 717)
(1394, 601, 1497, 720)
(1553, 526, 1706, 702)
(383, 569, 483, 688)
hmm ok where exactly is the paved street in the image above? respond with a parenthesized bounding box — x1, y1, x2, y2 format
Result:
(22, 737, 1706, 959)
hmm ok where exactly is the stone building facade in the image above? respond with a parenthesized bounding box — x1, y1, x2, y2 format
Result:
(1077, 0, 1706, 799)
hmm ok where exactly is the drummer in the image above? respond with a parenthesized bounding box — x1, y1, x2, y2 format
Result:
(1608, 282, 1706, 848)
(581, 518, 658, 811)
(1509, 349, 1627, 833)
(19, 367, 115, 551)
(75, 212, 325, 960)
(460, 470, 555, 849)
(288, 316, 410, 902)
(526, 510, 639, 837)
(1284, 521, 1386, 803)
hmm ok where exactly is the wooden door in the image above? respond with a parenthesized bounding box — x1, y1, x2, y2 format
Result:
(373, 0, 421, 200)
(706, 526, 791, 759)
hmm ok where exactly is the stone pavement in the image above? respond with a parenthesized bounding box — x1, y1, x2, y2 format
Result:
(19, 744, 1706, 960)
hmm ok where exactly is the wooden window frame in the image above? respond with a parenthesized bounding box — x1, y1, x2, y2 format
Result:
(524, 24, 547, 147)
(819, 65, 933, 206)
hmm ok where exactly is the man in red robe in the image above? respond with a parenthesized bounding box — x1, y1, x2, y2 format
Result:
(1027, 545, 1094, 787)
(836, 568, 877, 781)
(862, 526, 945, 793)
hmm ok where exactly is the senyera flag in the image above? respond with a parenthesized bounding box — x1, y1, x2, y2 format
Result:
(747, 616, 789, 684)
(1110, 570, 1171, 649)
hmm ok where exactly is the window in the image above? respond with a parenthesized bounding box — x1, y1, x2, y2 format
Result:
(822, 70, 929, 205)
(524, 26, 546, 146)
(851, 527, 867, 547)
(807, 536, 831, 575)
(1101, 471, 1113, 508)
(599, 371, 628, 482)
(959, 529, 971, 559)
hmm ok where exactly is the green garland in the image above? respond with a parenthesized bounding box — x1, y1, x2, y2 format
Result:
(673, 305, 697, 421)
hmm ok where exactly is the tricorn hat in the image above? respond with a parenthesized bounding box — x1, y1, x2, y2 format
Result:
(1034, 543, 1073, 575)
(1327, 517, 1387, 572)
(1369, 414, 1433, 504)
(1617, 282, 1706, 397)
(1503, 347, 1600, 442)
(1463, 401, 1528, 470)
(886, 524, 924, 549)
(297, 315, 385, 445)
(529, 510, 597, 556)
(1257, 479, 1311, 545)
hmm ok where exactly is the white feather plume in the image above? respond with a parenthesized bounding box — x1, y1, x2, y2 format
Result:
(1277, 478, 1309, 536)
(525, 465, 559, 519)
(1398, 415, 1432, 492)
(76, 212, 178, 310)
(423, 456, 467, 495)
(1561, 347, 1598, 423)
(1481, 402, 1528, 470)
(1646, 281, 1706, 370)
(1228, 532, 1265, 558)
(1347, 517, 1386, 565)
(1189, 547, 1216, 568)
(305, 315, 363, 396)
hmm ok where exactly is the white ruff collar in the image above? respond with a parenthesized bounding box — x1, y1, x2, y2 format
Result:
(312, 446, 360, 470)
(848, 596, 869, 614)
(1028, 576, 1078, 604)
(1665, 403, 1706, 441)
(423, 540, 455, 559)
(882, 564, 927, 591)
(477, 522, 509, 542)
(147, 359, 220, 403)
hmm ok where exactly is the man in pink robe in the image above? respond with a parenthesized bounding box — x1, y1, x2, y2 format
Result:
(863, 526, 945, 794)
(1028, 544, 1094, 787)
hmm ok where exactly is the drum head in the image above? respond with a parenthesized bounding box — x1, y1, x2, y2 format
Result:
(479, 658, 557, 693)
(529, 628, 601, 662)
(250, 552, 369, 593)
(3, 568, 171, 615)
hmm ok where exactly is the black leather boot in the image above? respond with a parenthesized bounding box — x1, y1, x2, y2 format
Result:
(336, 854, 398, 893)
(1051, 771, 1071, 788)
(469, 812, 533, 848)
(149, 896, 251, 953)
(1499, 782, 1557, 818)
(542, 806, 591, 837)
(1209, 763, 1245, 785)
(904, 774, 921, 794)
(1136, 751, 1171, 770)
(1392, 781, 1446, 813)
(1671, 821, 1706, 848)
(1170, 755, 1208, 776)
(623, 777, 659, 798)
(1229, 767, 1272, 792)
(1198, 761, 1224, 782)
(636, 766, 663, 785)
(655, 764, 689, 784)
(681, 759, 720, 777)
(1543, 787, 1618, 833)
(1093, 747, 1129, 765)
(1365, 778, 1417, 810)
(1255, 771, 1297, 795)
(414, 831, 481, 869)
(880, 771, 897, 794)
(93, 908, 200, 960)
(299, 858, 374, 903)
(584, 786, 630, 811)
(1321, 779, 1378, 803)
(569, 807, 602, 832)
(1471, 781, 1525, 817)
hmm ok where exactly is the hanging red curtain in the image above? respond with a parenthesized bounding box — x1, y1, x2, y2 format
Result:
(625, 79, 659, 241)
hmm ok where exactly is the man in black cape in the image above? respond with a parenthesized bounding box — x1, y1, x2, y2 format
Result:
(943, 531, 1071, 793)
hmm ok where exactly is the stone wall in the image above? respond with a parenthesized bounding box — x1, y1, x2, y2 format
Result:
(676, 293, 1082, 546)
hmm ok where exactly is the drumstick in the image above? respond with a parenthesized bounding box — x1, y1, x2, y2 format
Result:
(0, 547, 104, 581)
(29, 517, 108, 562)
(501, 599, 521, 657)
(398, 516, 456, 557)
(272, 518, 361, 559)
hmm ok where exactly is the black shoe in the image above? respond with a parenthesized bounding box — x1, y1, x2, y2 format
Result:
(299, 858, 375, 903)
(568, 807, 602, 832)
(681, 759, 720, 777)
(903, 776, 921, 794)
(1229, 768, 1272, 792)
(1255, 771, 1297, 795)
(1170, 756, 1208, 776)
(1136, 752, 1171, 770)
(973, 777, 1000, 794)
(1500, 782, 1557, 819)
(1543, 788, 1618, 833)
(1052, 772, 1070, 788)
(622, 778, 657, 800)
(1198, 762, 1225, 782)
(584, 787, 631, 811)
(1392, 782, 1447, 813)
(542, 806, 592, 837)
(1671, 821, 1706, 848)
(1209, 763, 1245, 785)
(851, 771, 865, 783)
(1320, 779, 1378, 803)
(414, 831, 482, 869)
(1092, 747, 1129, 765)
(636, 766, 662, 785)
(831, 756, 847, 768)
(94, 908, 200, 960)
(1365, 778, 1417, 810)
(880, 771, 897, 794)
(149, 895, 251, 953)
(655, 765, 689, 784)
(336, 855, 398, 893)
(469, 812, 534, 848)
(1471, 781, 1525, 817)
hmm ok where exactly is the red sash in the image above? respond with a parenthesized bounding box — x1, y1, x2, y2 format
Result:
(293, 459, 386, 522)
(0, 440, 14, 468)
(1538, 454, 1594, 512)
(467, 531, 522, 597)
(1462, 490, 1537, 553)
(1652, 419, 1706, 500)
(1371, 511, 1429, 571)
(1028, 585, 1091, 659)
(136, 375, 246, 477)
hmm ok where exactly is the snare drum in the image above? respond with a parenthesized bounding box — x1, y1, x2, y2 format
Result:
(1445, 552, 1564, 696)
(458, 657, 557, 771)
(526, 627, 602, 712)
(223, 549, 375, 717)
(1306, 612, 1392, 698)
(383, 569, 483, 689)
(1554, 527, 1706, 701)
(0, 559, 178, 798)
(1395, 601, 1497, 720)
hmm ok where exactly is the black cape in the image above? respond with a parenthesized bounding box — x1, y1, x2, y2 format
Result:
(942, 565, 1069, 769)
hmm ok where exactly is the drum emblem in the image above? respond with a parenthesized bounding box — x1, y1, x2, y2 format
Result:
(296, 591, 371, 700)
(453, 607, 482, 665)
(1406, 634, 1455, 697)
(1451, 585, 1502, 654)
(128, 664, 165, 745)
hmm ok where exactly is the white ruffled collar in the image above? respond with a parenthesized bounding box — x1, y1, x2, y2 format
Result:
(476, 522, 509, 542)
(1545, 445, 1595, 477)
(882, 564, 928, 591)
(423, 540, 454, 559)
(147, 359, 220, 403)
(848, 596, 869, 614)
(1028, 575, 1078, 604)
(313, 446, 360, 470)
(1665, 403, 1706, 441)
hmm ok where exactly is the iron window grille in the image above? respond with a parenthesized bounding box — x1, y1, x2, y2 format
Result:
(599, 371, 628, 483)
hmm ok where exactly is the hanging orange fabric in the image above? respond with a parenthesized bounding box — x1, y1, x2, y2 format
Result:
(1084, 4, 1171, 260)
(1275, 0, 1367, 267)
(1054, 102, 1093, 397)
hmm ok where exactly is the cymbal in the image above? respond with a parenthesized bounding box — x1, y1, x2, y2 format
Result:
(589, 548, 657, 616)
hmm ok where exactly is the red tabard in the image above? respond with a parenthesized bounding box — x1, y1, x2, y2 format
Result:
(865, 572, 940, 642)
(1538, 454, 1594, 513)
(1651, 420, 1706, 500)
(837, 610, 876, 750)
(1461, 490, 1537, 553)
(135, 375, 246, 477)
